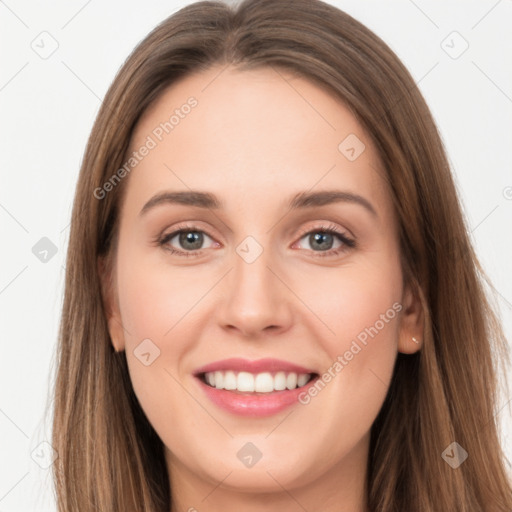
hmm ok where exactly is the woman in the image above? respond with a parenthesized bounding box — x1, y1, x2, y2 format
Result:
(51, 0, 512, 510)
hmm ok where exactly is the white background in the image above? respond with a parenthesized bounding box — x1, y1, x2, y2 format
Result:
(1, 0, 511, 510)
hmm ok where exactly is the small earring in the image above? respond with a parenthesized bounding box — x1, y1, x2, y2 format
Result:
(412, 336, 419, 344)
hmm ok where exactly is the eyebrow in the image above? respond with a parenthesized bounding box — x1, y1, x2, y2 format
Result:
(139, 189, 377, 218)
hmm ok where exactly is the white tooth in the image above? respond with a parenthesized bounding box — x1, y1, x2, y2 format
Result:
(274, 371, 287, 391)
(206, 370, 310, 392)
(297, 373, 310, 387)
(255, 372, 274, 392)
(206, 372, 215, 387)
(223, 371, 237, 390)
(237, 371, 255, 392)
(286, 372, 298, 390)
(214, 371, 224, 389)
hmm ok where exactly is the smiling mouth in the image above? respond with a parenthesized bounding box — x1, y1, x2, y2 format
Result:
(197, 370, 318, 394)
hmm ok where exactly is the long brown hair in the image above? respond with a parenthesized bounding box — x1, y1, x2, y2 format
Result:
(51, 0, 512, 510)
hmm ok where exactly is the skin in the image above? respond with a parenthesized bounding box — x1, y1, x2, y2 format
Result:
(101, 64, 424, 512)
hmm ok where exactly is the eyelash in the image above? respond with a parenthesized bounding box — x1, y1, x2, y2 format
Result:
(155, 222, 356, 259)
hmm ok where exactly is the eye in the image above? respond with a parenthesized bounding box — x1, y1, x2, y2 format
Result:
(156, 223, 218, 257)
(294, 222, 356, 258)
(155, 222, 356, 258)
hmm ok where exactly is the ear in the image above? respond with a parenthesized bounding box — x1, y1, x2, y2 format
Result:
(397, 280, 424, 354)
(97, 254, 126, 352)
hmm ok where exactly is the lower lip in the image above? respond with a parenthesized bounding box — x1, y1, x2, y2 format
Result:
(195, 375, 319, 417)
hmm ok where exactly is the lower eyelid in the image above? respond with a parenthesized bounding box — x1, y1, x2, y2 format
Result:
(162, 230, 216, 250)
(159, 226, 354, 256)
(294, 235, 351, 254)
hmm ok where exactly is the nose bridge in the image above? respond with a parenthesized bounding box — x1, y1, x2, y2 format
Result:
(232, 237, 279, 310)
(217, 235, 292, 336)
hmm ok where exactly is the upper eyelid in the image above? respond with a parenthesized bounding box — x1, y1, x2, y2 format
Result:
(163, 223, 348, 238)
(161, 223, 351, 249)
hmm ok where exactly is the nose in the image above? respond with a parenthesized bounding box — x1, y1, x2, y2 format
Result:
(216, 247, 294, 339)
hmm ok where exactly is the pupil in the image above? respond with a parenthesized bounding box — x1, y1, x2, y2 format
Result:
(180, 231, 203, 250)
(311, 232, 332, 251)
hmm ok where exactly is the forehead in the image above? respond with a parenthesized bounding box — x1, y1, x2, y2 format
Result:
(124, 65, 391, 220)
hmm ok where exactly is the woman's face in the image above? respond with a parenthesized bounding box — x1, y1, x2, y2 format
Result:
(102, 65, 422, 505)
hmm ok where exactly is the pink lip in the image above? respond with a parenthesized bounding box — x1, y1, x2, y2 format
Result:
(193, 358, 319, 418)
(193, 357, 316, 375)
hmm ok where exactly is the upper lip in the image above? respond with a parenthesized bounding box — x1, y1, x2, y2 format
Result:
(194, 358, 317, 376)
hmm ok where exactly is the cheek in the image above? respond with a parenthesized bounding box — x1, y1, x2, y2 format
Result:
(116, 250, 205, 341)
(305, 258, 402, 356)
(295, 261, 402, 452)
(300, 260, 401, 395)
(115, 255, 207, 462)
(114, 250, 199, 406)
